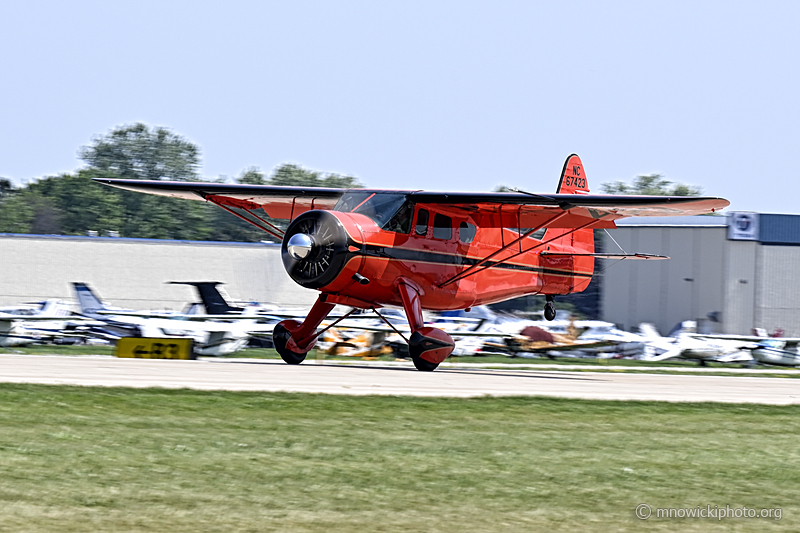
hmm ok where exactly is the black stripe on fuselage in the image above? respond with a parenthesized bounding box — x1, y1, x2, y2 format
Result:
(360, 244, 593, 278)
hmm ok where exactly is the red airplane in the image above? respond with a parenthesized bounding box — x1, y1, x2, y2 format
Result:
(95, 154, 729, 371)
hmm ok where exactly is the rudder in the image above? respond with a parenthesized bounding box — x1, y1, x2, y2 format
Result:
(72, 282, 107, 314)
(544, 154, 594, 253)
(555, 154, 590, 195)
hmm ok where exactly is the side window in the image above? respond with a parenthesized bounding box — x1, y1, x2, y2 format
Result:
(459, 221, 477, 244)
(384, 202, 413, 234)
(415, 208, 429, 236)
(433, 214, 452, 240)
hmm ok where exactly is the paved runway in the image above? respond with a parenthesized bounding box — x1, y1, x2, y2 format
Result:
(0, 354, 798, 404)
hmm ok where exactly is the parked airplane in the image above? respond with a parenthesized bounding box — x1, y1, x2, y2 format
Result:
(0, 300, 85, 347)
(72, 282, 274, 356)
(95, 154, 729, 370)
(692, 332, 800, 367)
(638, 322, 753, 365)
(749, 339, 800, 367)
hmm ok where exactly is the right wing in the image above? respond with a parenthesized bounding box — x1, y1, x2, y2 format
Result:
(92, 179, 344, 219)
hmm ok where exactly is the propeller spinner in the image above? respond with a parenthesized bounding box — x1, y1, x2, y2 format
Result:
(281, 210, 351, 289)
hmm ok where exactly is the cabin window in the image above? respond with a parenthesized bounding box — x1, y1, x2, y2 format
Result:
(416, 208, 429, 236)
(384, 201, 414, 234)
(433, 214, 452, 240)
(334, 191, 412, 233)
(459, 221, 477, 244)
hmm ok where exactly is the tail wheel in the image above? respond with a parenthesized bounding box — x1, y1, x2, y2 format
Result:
(273, 321, 308, 365)
(544, 296, 556, 321)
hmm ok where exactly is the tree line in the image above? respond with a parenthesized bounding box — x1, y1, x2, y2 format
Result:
(0, 123, 701, 242)
(0, 124, 361, 242)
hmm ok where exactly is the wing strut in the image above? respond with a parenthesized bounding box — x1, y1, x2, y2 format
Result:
(439, 217, 604, 288)
(206, 196, 286, 240)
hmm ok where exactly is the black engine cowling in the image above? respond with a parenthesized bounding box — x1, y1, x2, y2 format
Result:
(281, 210, 351, 289)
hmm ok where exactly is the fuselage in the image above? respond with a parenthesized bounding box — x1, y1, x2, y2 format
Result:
(281, 191, 595, 311)
(752, 341, 800, 367)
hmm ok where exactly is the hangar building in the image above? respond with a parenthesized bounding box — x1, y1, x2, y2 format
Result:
(601, 212, 800, 337)
(4, 210, 800, 337)
(0, 234, 318, 311)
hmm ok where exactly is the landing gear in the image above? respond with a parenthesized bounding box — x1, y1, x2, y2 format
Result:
(411, 355, 440, 372)
(397, 281, 455, 371)
(544, 295, 556, 321)
(273, 321, 308, 365)
(271, 295, 335, 366)
(407, 328, 455, 372)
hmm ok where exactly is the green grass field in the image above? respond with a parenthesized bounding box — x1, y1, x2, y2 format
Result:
(0, 384, 796, 532)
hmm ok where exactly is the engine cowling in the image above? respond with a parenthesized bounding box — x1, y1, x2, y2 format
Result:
(281, 210, 351, 289)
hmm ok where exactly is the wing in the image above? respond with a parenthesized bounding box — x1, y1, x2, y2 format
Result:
(407, 191, 729, 229)
(92, 179, 346, 238)
(92, 178, 729, 235)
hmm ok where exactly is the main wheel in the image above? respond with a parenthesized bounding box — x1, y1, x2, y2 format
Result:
(273, 322, 308, 365)
(407, 327, 454, 371)
(411, 355, 439, 372)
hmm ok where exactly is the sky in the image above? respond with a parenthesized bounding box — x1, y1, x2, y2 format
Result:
(1, 0, 798, 214)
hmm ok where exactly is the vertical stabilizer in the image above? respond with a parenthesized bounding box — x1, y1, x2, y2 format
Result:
(544, 154, 594, 253)
(555, 154, 590, 195)
(169, 282, 244, 315)
(72, 282, 108, 314)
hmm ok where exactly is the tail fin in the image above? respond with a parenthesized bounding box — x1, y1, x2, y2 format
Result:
(72, 282, 107, 314)
(555, 154, 590, 195)
(169, 282, 243, 315)
(543, 154, 594, 253)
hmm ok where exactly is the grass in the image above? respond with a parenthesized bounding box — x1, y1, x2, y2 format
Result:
(0, 384, 797, 532)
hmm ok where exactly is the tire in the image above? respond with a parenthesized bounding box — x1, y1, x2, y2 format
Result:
(411, 355, 439, 372)
(273, 322, 308, 365)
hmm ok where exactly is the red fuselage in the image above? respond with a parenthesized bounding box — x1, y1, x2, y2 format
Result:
(286, 205, 595, 312)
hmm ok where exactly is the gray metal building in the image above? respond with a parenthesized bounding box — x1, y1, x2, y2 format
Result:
(0, 234, 318, 311)
(601, 212, 800, 337)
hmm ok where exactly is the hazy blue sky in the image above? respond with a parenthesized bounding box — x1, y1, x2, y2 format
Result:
(1, 1, 797, 213)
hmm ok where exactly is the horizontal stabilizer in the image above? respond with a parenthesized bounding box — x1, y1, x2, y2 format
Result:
(539, 252, 669, 260)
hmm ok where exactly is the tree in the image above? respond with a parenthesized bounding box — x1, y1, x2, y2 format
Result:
(79, 123, 201, 182)
(266, 163, 362, 188)
(77, 124, 215, 239)
(0, 178, 13, 199)
(237, 167, 269, 185)
(27, 170, 123, 235)
(0, 191, 35, 233)
(601, 174, 703, 196)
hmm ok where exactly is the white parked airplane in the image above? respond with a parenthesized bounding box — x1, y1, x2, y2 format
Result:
(72, 282, 276, 356)
(692, 332, 800, 367)
(638, 321, 753, 365)
(0, 300, 86, 347)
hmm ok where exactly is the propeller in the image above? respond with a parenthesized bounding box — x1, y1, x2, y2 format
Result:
(281, 211, 350, 289)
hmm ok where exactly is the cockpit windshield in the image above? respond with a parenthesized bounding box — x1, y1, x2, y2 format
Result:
(334, 191, 413, 233)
